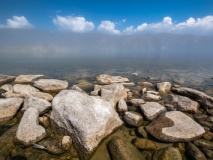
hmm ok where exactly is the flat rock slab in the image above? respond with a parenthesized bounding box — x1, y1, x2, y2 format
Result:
(34, 79, 68, 92)
(13, 84, 39, 94)
(123, 111, 143, 127)
(172, 94, 199, 113)
(51, 90, 123, 160)
(14, 75, 44, 84)
(0, 74, 15, 85)
(140, 102, 166, 121)
(0, 97, 24, 122)
(0, 84, 13, 92)
(145, 111, 205, 142)
(96, 74, 129, 85)
(15, 107, 46, 146)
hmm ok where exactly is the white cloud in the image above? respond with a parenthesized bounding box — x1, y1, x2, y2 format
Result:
(136, 23, 148, 31)
(53, 15, 95, 32)
(98, 21, 120, 34)
(0, 16, 33, 29)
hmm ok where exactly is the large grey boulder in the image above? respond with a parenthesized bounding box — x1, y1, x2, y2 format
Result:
(15, 107, 46, 146)
(157, 82, 172, 94)
(0, 74, 15, 85)
(172, 94, 199, 113)
(51, 90, 123, 160)
(145, 111, 205, 142)
(22, 94, 51, 114)
(34, 79, 68, 92)
(14, 75, 44, 84)
(0, 97, 24, 122)
(140, 102, 166, 121)
(100, 83, 127, 107)
(13, 84, 39, 94)
(96, 74, 129, 85)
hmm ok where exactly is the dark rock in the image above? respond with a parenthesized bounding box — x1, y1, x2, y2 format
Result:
(152, 147, 182, 160)
(201, 148, 213, 159)
(39, 139, 65, 155)
(137, 126, 148, 138)
(194, 113, 208, 121)
(0, 74, 15, 85)
(186, 142, 207, 160)
(133, 138, 157, 151)
(193, 139, 213, 150)
(165, 104, 176, 111)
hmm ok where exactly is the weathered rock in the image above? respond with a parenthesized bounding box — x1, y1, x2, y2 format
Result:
(140, 102, 166, 121)
(39, 139, 65, 155)
(0, 97, 23, 122)
(203, 131, 213, 141)
(137, 126, 148, 138)
(123, 111, 143, 127)
(90, 85, 102, 96)
(146, 91, 159, 95)
(51, 90, 123, 160)
(108, 138, 143, 160)
(1, 91, 24, 98)
(96, 74, 129, 85)
(101, 83, 127, 107)
(133, 138, 157, 151)
(14, 75, 44, 84)
(0, 74, 15, 85)
(193, 139, 213, 150)
(145, 111, 205, 142)
(152, 147, 182, 160)
(22, 94, 51, 114)
(143, 93, 161, 101)
(157, 82, 172, 94)
(30, 92, 53, 101)
(186, 142, 207, 160)
(15, 107, 46, 146)
(141, 88, 147, 95)
(71, 85, 85, 93)
(129, 98, 145, 106)
(34, 79, 68, 92)
(117, 99, 128, 112)
(61, 136, 72, 151)
(171, 87, 213, 112)
(0, 84, 13, 92)
(13, 84, 39, 94)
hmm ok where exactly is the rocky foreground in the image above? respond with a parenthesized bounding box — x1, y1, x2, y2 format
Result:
(0, 74, 213, 160)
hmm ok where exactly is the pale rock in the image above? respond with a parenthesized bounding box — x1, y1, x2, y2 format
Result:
(14, 75, 44, 84)
(143, 93, 161, 101)
(96, 74, 129, 85)
(117, 99, 128, 112)
(0, 74, 15, 85)
(157, 82, 172, 94)
(129, 99, 145, 106)
(13, 84, 39, 94)
(71, 85, 85, 93)
(146, 91, 159, 95)
(141, 88, 147, 95)
(122, 82, 135, 87)
(39, 115, 50, 128)
(0, 84, 13, 92)
(1, 92, 24, 98)
(30, 92, 53, 102)
(123, 111, 143, 127)
(61, 136, 72, 151)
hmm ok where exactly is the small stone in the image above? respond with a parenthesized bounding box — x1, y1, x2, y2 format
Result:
(70, 85, 85, 93)
(173, 84, 181, 88)
(39, 139, 65, 155)
(129, 99, 145, 106)
(186, 142, 207, 160)
(131, 90, 140, 96)
(146, 91, 159, 95)
(96, 74, 129, 85)
(194, 113, 208, 121)
(1, 91, 24, 98)
(0, 84, 13, 92)
(133, 138, 157, 151)
(137, 126, 148, 138)
(138, 82, 153, 87)
(131, 73, 138, 76)
(39, 115, 50, 128)
(157, 82, 172, 94)
(141, 88, 147, 95)
(127, 92, 133, 99)
(123, 111, 143, 127)
(117, 99, 128, 112)
(143, 93, 161, 101)
(193, 139, 213, 150)
(176, 143, 185, 153)
(203, 131, 213, 140)
(122, 82, 135, 87)
(206, 117, 213, 123)
(62, 136, 72, 151)
(165, 104, 176, 111)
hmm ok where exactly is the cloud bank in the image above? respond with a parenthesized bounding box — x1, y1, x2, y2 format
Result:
(98, 21, 120, 34)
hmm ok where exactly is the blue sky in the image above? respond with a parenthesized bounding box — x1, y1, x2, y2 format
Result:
(0, 0, 213, 35)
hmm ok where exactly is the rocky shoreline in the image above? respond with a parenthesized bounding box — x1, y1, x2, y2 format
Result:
(0, 73, 213, 160)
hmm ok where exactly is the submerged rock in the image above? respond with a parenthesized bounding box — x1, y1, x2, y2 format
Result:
(193, 139, 213, 150)
(14, 75, 44, 84)
(133, 138, 157, 151)
(186, 142, 207, 160)
(108, 138, 143, 160)
(30, 92, 53, 101)
(129, 98, 145, 106)
(15, 107, 46, 147)
(0, 74, 15, 85)
(152, 147, 182, 160)
(96, 74, 129, 85)
(117, 99, 128, 112)
(0, 97, 23, 122)
(143, 93, 161, 101)
(34, 79, 68, 92)
(51, 90, 122, 160)
(157, 82, 172, 94)
(145, 111, 205, 142)
(123, 111, 143, 127)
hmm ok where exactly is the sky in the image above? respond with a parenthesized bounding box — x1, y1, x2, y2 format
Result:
(0, 0, 213, 59)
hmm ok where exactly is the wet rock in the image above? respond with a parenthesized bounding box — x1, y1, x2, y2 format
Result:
(71, 85, 85, 93)
(138, 82, 153, 88)
(203, 131, 213, 140)
(108, 138, 143, 160)
(90, 84, 102, 96)
(117, 99, 128, 112)
(157, 82, 172, 94)
(193, 139, 213, 150)
(34, 79, 68, 92)
(201, 148, 213, 159)
(15, 108, 46, 146)
(62, 136, 72, 151)
(131, 73, 138, 76)
(39, 139, 65, 155)
(186, 142, 207, 160)
(14, 75, 44, 84)
(140, 102, 166, 121)
(0, 74, 15, 85)
(152, 147, 182, 160)
(101, 83, 127, 107)
(123, 111, 143, 127)
(137, 126, 148, 138)
(0, 84, 13, 92)
(22, 94, 51, 114)
(77, 81, 94, 92)
(51, 90, 122, 160)
(165, 104, 176, 111)
(129, 98, 145, 106)
(39, 115, 50, 128)
(0, 97, 24, 122)
(133, 138, 157, 151)
(145, 111, 205, 142)
(143, 93, 161, 101)
(172, 94, 199, 113)
(13, 84, 39, 94)
(96, 74, 129, 85)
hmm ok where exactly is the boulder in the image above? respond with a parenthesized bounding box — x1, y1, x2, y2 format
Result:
(133, 138, 157, 151)
(34, 79, 68, 92)
(15, 107, 46, 146)
(117, 99, 128, 112)
(0, 74, 15, 85)
(123, 111, 143, 127)
(101, 83, 127, 107)
(129, 99, 145, 106)
(13, 84, 39, 94)
(0, 84, 13, 92)
(108, 138, 143, 160)
(14, 75, 44, 84)
(152, 147, 182, 160)
(140, 102, 166, 121)
(96, 74, 129, 85)
(172, 94, 199, 113)
(157, 82, 172, 94)
(0, 97, 24, 122)
(51, 90, 122, 160)
(22, 94, 51, 114)
(186, 142, 207, 160)
(145, 111, 205, 142)
(143, 93, 161, 101)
